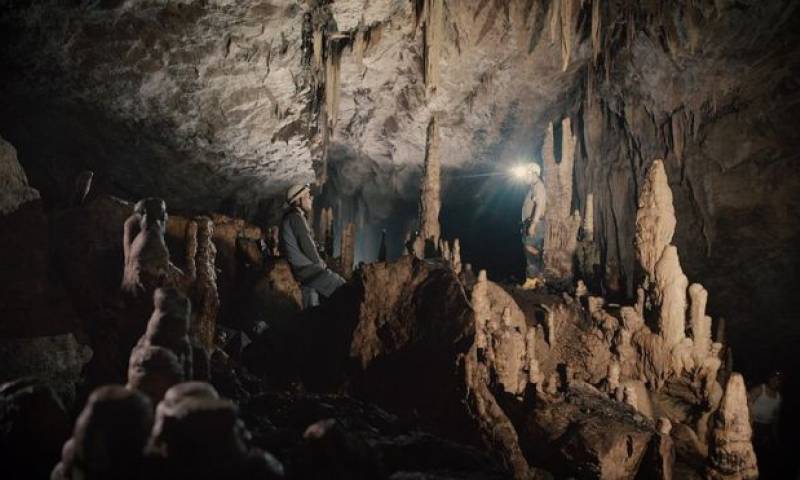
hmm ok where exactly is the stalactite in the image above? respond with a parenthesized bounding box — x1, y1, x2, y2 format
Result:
(422, 0, 443, 95)
(324, 44, 342, 135)
(591, 0, 602, 63)
(559, 0, 578, 71)
(418, 116, 441, 256)
(671, 109, 686, 167)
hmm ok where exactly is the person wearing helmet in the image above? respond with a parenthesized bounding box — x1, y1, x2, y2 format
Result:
(520, 163, 546, 289)
(280, 183, 345, 308)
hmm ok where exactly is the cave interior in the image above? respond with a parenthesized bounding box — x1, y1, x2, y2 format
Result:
(1, 1, 799, 479)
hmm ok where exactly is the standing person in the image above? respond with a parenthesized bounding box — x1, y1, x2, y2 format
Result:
(280, 184, 346, 308)
(520, 163, 546, 289)
(749, 371, 783, 478)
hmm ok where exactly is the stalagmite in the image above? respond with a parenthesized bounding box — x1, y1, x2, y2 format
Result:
(636, 287, 646, 318)
(491, 307, 527, 396)
(689, 283, 712, 361)
(623, 385, 638, 411)
(472, 270, 490, 351)
(635, 159, 676, 287)
(603, 361, 621, 396)
(418, 117, 441, 255)
(707, 373, 758, 480)
(641, 418, 675, 480)
(525, 329, 543, 388)
(698, 342, 724, 399)
(340, 222, 356, 278)
(451, 239, 462, 274)
(192, 217, 219, 351)
(318, 207, 333, 254)
(716, 317, 727, 345)
(542, 117, 581, 281)
(654, 245, 688, 348)
(439, 238, 450, 261)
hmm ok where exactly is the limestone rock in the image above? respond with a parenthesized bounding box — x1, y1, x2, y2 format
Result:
(653, 245, 688, 349)
(522, 384, 654, 479)
(707, 373, 758, 479)
(0, 135, 39, 216)
(634, 159, 676, 288)
(52, 386, 153, 480)
(147, 382, 284, 479)
(0, 334, 92, 406)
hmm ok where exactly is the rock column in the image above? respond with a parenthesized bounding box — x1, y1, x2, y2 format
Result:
(418, 117, 441, 257)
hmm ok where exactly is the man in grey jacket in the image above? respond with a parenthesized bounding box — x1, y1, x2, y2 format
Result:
(279, 183, 345, 307)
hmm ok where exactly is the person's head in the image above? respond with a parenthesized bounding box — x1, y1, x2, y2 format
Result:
(528, 163, 541, 182)
(767, 371, 783, 390)
(286, 183, 313, 214)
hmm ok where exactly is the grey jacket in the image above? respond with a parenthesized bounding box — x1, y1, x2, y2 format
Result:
(279, 207, 326, 283)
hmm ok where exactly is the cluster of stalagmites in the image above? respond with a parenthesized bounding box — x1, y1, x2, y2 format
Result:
(51, 382, 283, 480)
(460, 159, 757, 479)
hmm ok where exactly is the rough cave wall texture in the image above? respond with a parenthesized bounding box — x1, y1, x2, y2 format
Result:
(1, 1, 799, 379)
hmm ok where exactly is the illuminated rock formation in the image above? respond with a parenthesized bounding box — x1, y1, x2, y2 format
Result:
(121, 198, 172, 297)
(130, 288, 195, 385)
(542, 117, 581, 281)
(634, 160, 676, 289)
(707, 373, 758, 480)
(451, 239, 462, 274)
(418, 117, 441, 255)
(654, 245, 688, 349)
(689, 283, 712, 362)
(126, 345, 184, 405)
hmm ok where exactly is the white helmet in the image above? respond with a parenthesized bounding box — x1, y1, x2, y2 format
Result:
(286, 183, 311, 205)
